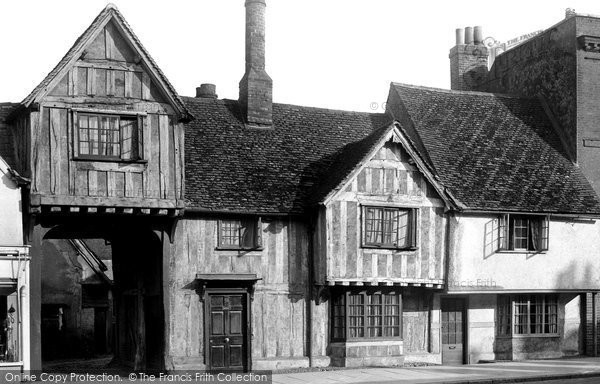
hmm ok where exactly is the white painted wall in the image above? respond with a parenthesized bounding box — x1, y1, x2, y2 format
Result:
(0, 159, 23, 246)
(448, 213, 600, 291)
(0, 157, 29, 370)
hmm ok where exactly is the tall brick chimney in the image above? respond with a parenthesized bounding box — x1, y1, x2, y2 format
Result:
(449, 26, 489, 91)
(239, 0, 273, 127)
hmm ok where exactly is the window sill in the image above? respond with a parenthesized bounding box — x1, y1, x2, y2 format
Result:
(332, 337, 404, 343)
(497, 334, 559, 339)
(215, 247, 263, 252)
(72, 156, 148, 164)
(496, 250, 547, 255)
(362, 245, 418, 251)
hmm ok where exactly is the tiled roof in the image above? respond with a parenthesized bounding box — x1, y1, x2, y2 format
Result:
(21, 4, 190, 118)
(183, 97, 390, 214)
(389, 83, 600, 214)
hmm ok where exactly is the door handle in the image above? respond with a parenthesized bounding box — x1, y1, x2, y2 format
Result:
(449, 346, 456, 350)
(224, 338, 230, 343)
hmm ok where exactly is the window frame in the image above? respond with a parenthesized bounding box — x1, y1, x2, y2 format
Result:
(496, 294, 559, 338)
(361, 206, 418, 250)
(331, 288, 403, 342)
(498, 214, 549, 252)
(73, 110, 144, 162)
(216, 217, 263, 251)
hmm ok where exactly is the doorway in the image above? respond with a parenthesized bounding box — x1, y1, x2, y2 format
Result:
(441, 298, 466, 365)
(205, 289, 249, 371)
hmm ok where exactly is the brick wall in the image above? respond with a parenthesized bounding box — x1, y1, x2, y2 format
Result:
(449, 45, 489, 91)
(584, 293, 600, 356)
(239, 0, 273, 126)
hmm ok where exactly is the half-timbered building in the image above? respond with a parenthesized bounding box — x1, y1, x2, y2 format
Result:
(2, 1, 600, 373)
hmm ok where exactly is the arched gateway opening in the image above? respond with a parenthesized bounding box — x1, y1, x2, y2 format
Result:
(32, 216, 170, 373)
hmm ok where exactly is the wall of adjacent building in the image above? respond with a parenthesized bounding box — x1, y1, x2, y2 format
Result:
(481, 16, 577, 162)
(447, 213, 600, 291)
(0, 160, 23, 245)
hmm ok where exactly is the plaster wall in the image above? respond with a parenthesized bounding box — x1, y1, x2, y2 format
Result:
(448, 214, 600, 291)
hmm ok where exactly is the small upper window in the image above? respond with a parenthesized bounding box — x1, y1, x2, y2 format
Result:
(363, 206, 417, 249)
(77, 113, 139, 160)
(218, 218, 262, 250)
(499, 214, 549, 252)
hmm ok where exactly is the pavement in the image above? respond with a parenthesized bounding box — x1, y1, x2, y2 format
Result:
(271, 357, 600, 384)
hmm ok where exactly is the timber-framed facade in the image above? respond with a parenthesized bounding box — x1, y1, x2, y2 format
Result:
(1, 2, 600, 373)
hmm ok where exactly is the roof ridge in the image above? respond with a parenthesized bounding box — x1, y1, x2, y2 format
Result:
(181, 96, 387, 116)
(391, 82, 531, 100)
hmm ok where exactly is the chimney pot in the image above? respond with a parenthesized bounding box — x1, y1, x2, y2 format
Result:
(456, 28, 465, 45)
(196, 83, 217, 98)
(474, 26, 483, 45)
(465, 27, 474, 45)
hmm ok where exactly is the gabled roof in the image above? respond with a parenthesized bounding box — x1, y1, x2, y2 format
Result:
(388, 83, 600, 214)
(315, 122, 460, 209)
(183, 97, 390, 214)
(21, 4, 190, 119)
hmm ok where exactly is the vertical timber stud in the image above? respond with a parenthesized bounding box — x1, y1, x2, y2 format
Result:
(595, 292, 598, 356)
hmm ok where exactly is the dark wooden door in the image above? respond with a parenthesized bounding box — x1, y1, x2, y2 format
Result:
(207, 292, 247, 371)
(441, 298, 465, 365)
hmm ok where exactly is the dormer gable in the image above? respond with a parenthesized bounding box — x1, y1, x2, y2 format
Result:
(22, 4, 190, 120)
(14, 5, 187, 216)
(321, 122, 461, 210)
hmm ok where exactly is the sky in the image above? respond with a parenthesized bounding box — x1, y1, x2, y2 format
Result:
(0, 0, 599, 112)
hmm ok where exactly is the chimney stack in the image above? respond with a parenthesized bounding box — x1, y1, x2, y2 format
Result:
(196, 83, 218, 99)
(239, 0, 273, 127)
(449, 25, 489, 91)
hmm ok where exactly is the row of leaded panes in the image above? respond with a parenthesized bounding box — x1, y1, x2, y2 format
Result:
(332, 294, 345, 340)
(512, 218, 529, 250)
(79, 115, 121, 157)
(513, 295, 558, 335)
(347, 291, 401, 339)
(219, 219, 257, 248)
(348, 293, 365, 338)
(364, 207, 410, 247)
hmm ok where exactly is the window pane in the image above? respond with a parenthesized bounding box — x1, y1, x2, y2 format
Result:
(397, 210, 409, 248)
(220, 220, 241, 246)
(120, 118, 137, 159)
(77, 114, 129, 158)
(513, 218, 528, 250)
(364, 207, 412, 248)
(342, 291, 401, 340)
(240, 219, 256, 248)
(332, 293, 345, 340)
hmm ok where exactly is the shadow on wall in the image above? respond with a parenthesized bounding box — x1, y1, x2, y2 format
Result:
(1, 173, 18, 190)
(554, 260, 596, 291)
